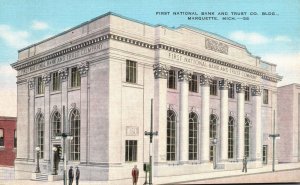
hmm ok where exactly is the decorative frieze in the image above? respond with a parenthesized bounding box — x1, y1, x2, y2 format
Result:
(200, 74, 213, 86)
(78, 61, 89, 77)
(219, 79, 229, 90)
(251, 86, 262, 96)
(178, 69, 192, 82)
(236, 83, 248, 93)
(58, 68, 68, 81)
(11, 32, 281, 83)
(205, 38, 229, 55)
(153, 63, 169, 79)
(42, 73, 51, 86)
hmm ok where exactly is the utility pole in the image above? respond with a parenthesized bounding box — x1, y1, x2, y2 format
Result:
(55, 106, 73, 185)
(269, 110, 280, 172)
(144, 99, 158, 185)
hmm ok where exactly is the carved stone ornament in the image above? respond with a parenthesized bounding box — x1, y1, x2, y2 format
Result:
(199, 74, 213, 86)
(251, 85, 262, 96)
(178, 69, 192, 82)
(58, 68, 68, 81)
(236, 83, 247, 93)
(219, 79, 229, 90)
(71, 103, 76, 109)
(42, 73, 51, 86)
(153, 63, 169, 79)
(78, 61, 89, 77)
(29, 78, 35, 89)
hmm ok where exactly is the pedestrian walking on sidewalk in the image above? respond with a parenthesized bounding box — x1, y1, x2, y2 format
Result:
(69, 166, 74, 185)
(131, 165, 139, 185)
(76, 166, 80, 185)
(242, 155, 248, 173)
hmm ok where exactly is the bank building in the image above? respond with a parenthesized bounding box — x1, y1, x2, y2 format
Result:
(11, 12, 282, 183)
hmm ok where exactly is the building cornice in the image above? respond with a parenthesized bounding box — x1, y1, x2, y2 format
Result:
(11, 33, 282, 83)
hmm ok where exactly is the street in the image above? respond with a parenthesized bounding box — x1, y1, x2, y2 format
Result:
(176, 168, 300, 184)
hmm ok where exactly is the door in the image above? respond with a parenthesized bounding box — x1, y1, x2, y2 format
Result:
(263, 145, 268, 164)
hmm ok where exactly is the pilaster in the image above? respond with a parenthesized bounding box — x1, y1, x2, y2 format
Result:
(78, 61, 89, 163)
(29, 78, 35, 161)
(42, 73, 51, 162)
(200, 74, 212, 163)
(252, 86, 262, 162)
(153, 63, 168, 163)
(219, 79, 229, 162)
(178, 69, 191, 163)
(236, 83, 246, 161)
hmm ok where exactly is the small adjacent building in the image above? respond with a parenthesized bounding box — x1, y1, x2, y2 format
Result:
(277, 83, 300, 163)
(0, 116, 17, 166)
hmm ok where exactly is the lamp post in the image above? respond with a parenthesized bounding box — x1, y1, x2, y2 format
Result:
(269, 133, 280, 172)
(35, 146, 41, 173)
(52, 146, 58, 175)
(269, 110, 280, 172)
(55, 106, 73, 185)
(212, 138, 218, 169)
(144, 99, 158, 185)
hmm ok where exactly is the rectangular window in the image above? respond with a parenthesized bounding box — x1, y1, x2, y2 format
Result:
(14, 130, 17, 148)
(37, 76, 44, 94)
(167, 70, 176, 89)
(263, 145, 268, 164)
(52, 71, 61, 91)
(228, 83, 235, 98)
(126, 60, 137, 83)
(71, 67, 81, 88)
(245, 86, 250, 101)
(189, 74, 198, 92)
(263, 89, 269, 104)
(125, 140, 137, 162)
(210, 80, 218, 95)
(0, 129, 3, 147)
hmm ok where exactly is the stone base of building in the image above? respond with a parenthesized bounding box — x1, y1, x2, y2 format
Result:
(15, 160, 266, 182)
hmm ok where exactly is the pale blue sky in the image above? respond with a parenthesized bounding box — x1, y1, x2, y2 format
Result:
(0, 0, 299, 116)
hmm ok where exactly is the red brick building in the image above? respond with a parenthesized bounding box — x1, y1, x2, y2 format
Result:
(0, 116, 17, 166)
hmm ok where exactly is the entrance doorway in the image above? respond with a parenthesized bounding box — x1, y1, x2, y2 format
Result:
(263, 145, 268, 164)
(53, 145, 62, 173)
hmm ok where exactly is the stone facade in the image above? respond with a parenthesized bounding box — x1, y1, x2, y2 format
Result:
(11, 12, 282, 183)
(277, 84, 300, 163)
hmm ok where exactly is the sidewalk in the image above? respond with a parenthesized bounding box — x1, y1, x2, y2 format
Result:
(0, 162, 299, 185)
(158, 162, 300, 184)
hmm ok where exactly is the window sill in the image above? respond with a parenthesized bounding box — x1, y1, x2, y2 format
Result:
(0, 146, 5, 150)
(122, 82, 143, 89)
(35, 94, 44, 98)
(167, 88, 178, 93)
(50, 91, 61, 95)
(68, 87, 81, 92)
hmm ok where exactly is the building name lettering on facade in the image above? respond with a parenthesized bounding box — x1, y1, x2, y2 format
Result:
(168, 52, 257, 80)
(205, 38, 228, 54)
(19, 43, 105, 75)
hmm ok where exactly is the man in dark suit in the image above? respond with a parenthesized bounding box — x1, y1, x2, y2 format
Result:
(68, 166, 74, 185)
(76, 166, 80, 185)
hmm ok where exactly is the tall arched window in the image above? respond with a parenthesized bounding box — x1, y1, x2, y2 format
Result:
(37, 113, 44, 159)
(52, 112, 61, 137)
(209, 114, 217, 161)
(167, 110, 176, 161)
(245, 118, 250, 157)
(228, 116, 234, 159)
(70, 109, 80, 161)
(189, 112, 198, 160)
